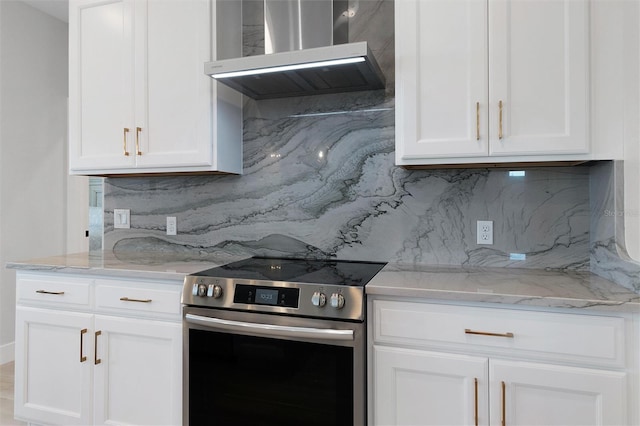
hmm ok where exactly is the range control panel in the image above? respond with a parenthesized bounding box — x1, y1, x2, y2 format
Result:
(182, 277, 365, 321)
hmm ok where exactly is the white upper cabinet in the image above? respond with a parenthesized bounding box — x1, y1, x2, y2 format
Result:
(488, 0, 588, 157)
(395, 0, 590, 166)
(395, 0, 489, 160)
(69, 0, 135, 171)
(69, 0, 242, 175)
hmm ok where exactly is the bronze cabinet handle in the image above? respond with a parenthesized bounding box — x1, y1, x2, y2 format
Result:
(80, 328, 87, 363)
(123, 128, 130, 156)
(119, 297, 152, 303)
(36, 290, 64, 295)
(94, 331, 102, 365)
(498, 100, 504, 140)
(135, 127, 142, 156)
(501, 381, 506, 426)
(465, 329, 514, 338)
(474, 377, 479, 426)
(476, 102, 480, 141)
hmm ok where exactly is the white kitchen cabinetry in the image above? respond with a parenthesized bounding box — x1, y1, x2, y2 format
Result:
(15, 306, 93, 425)
(370, 300, 636, 425)
(14, 272, 182, 426)
(489, 359, 625, 425)
(68, 0, 242, 175)
(395, 0, 589, 166)
(93, 315, 181, 425)
(374, 347, 489, 425)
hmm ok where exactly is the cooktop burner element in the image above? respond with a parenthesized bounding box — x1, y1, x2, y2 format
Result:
(182, 257, 387, 321)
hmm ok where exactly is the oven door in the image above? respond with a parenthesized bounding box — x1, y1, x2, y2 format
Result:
(183, 306, 365, 426)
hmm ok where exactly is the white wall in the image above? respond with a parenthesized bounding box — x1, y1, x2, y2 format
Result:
(0, 1, 69, 363)
(0, 0, 4, 364)
(624, 1, 640, 261)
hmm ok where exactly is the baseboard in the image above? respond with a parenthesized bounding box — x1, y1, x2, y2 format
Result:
(0, 341, 15, 364)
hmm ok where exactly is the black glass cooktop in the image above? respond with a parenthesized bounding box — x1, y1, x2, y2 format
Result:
(191, 257, 387, 287)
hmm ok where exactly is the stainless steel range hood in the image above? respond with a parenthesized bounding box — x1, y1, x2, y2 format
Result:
(205, 0, 385, 100)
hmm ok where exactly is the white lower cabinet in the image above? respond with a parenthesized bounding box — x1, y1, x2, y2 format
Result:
(15, 307, 93, 425)
(14, 272, 182, 426)
(374, 347, 488, 425)
(489, 359, 626, 426)
(93, 315, 181, 425)
(370, 300, 636, 426)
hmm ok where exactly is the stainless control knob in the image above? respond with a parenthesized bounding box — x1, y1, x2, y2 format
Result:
(311, 291, 327, 307)
(330, 293, 345, 309)
(211, 285, 223, 299)
(197, 284, 207, 297)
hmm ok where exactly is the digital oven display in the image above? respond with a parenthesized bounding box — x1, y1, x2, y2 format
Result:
(255, 288, 278, 305)
(233, 284, 299, 308)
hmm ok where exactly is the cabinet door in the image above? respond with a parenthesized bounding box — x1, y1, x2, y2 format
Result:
(395, 0, 488, 163)
(14, 307, 93, 425)
(133, 0, 214, 169)
(373, 345, 489, 426)
(69, 0, 136, 172)
(93, 315, 182, 425)
(490, 359, 627, 426)
(488, 0, 589, 155)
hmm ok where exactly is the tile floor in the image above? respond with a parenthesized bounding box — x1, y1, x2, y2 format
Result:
(0, 362, 25, 425)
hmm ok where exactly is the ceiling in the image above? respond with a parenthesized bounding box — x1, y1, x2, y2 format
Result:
(22, 0, 68, 23)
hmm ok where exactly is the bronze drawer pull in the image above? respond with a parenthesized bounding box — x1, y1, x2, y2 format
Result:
(36, 290, 65, 295)
(465, 329, 514, 338)
(120, 297, 152, 303)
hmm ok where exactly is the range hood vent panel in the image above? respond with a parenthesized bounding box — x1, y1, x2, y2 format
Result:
(205, 41, 385, 100)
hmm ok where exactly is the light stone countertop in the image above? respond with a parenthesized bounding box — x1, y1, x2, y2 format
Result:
(367, 262, 640, 313)
(7, 252, 640, 313)
(6, 251, 248, 282)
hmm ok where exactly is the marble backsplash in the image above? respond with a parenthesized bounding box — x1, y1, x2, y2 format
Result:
(103, 135, 592, 271)
(590, 162, 640, 293)
(103, 0, 593, 272)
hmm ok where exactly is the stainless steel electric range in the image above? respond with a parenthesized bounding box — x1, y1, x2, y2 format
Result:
(182, 256, 386, 426)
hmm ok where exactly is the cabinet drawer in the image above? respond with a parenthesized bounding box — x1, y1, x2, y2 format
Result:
(373, 300, 626, 367)
(17, 274, 91, 308)
(95, 280, 181, 319)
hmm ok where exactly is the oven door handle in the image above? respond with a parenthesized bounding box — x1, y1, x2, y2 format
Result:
(185, 313, 355, 341)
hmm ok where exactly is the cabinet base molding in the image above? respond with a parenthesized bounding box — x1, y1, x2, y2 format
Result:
(402, 160, 590, 170)
(94, 170, 238, 178)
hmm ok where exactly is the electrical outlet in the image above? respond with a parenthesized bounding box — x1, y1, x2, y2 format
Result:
(113, 209, 130, 229)
(167, 217, 177, 236)
(476, 220, 493, 245)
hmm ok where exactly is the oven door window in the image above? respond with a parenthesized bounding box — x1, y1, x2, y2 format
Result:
(189, 328, 353, 426)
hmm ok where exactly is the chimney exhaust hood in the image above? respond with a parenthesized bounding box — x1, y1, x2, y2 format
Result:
(205, 0, 385, 100)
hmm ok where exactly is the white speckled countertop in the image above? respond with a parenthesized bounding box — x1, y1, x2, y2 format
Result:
(367, 262, 640, 313)
(6, 252, 640, 313)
